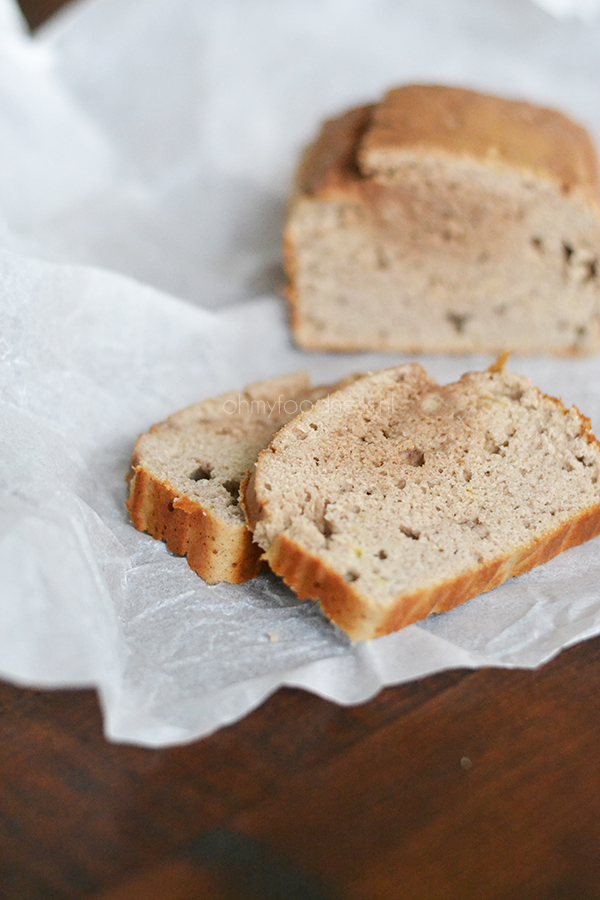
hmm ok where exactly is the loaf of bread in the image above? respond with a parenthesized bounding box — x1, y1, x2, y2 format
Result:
(285, 84, 600, 355)
(126, 372, 355, 584)
(242, 361, 600, 640)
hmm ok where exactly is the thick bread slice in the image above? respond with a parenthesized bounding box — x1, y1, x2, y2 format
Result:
(243, 362, 600, 640)
(126, 372, 353, 584)
(285, 84, 600, 355)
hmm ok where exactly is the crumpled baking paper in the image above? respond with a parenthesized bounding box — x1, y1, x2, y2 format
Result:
(2, 0, 600, 746)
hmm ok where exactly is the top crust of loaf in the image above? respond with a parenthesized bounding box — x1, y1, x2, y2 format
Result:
(294, 103, 373, 199)
(297, 85, 600, 207)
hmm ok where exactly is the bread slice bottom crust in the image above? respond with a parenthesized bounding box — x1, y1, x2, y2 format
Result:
(263, 504, 600, 640)
(242, 363, 600, 640)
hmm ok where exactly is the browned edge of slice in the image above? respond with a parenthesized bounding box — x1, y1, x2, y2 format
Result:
(242, 358, 600, 640)
(259, 501, 600, 641)
(126, 463, 263, 584)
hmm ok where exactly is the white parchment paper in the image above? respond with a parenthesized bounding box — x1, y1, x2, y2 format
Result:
(2, 0, 600, 745)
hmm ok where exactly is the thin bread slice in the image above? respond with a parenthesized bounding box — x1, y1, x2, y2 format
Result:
(126, 372, 355, 584)
(242, 362, 600, 639)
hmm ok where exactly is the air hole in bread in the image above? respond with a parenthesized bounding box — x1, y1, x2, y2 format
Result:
(484, 432, 500, 454)
(319, 519, 334, 539)
(400, 526, 420, 541)
(191, 465, 212, 481)
(485, 432, 511, 455)
(377, 549, 388, 560)
(222, 479, 241, 502)
(446, 312, 471, 334)
(504, 385, 524, 402)
(345, 571, 359, 582)
(404, 448, 425, 467)
(563, 241, 575, 263)
(531, 236, 544, 253)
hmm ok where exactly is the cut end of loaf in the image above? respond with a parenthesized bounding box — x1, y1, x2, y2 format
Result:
(285, 84, 600, 356)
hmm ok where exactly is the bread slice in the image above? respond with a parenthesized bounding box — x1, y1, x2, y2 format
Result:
(285, 84, 600, 355)
(242, 361, 600, 640)
(126, 372, 356, 584)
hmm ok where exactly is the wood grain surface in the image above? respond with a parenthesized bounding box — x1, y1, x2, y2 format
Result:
(3, 640, 600, 900)
(6, 1, 600, 897)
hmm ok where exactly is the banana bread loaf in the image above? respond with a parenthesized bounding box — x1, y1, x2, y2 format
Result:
(285, 84, 600, 355)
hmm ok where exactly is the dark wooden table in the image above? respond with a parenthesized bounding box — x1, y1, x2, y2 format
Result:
(4, 2, 600, 897)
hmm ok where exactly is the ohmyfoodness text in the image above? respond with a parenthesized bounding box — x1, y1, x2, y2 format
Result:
(222, 394, 397, 419)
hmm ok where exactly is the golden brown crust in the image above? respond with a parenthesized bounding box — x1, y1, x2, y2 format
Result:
(126, 465, 264, 585)
(384, 501, 600, 633)
(360, 85, 600, 203)
(294, 103, 373, 199)
(264, 533, 379, 640)
(296, 85, 600, 206)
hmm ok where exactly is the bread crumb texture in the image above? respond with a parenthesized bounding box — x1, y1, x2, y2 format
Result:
(286, 84, 600, 355)
(126, 372, 352, 584)
(244, 364, 600, 640)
